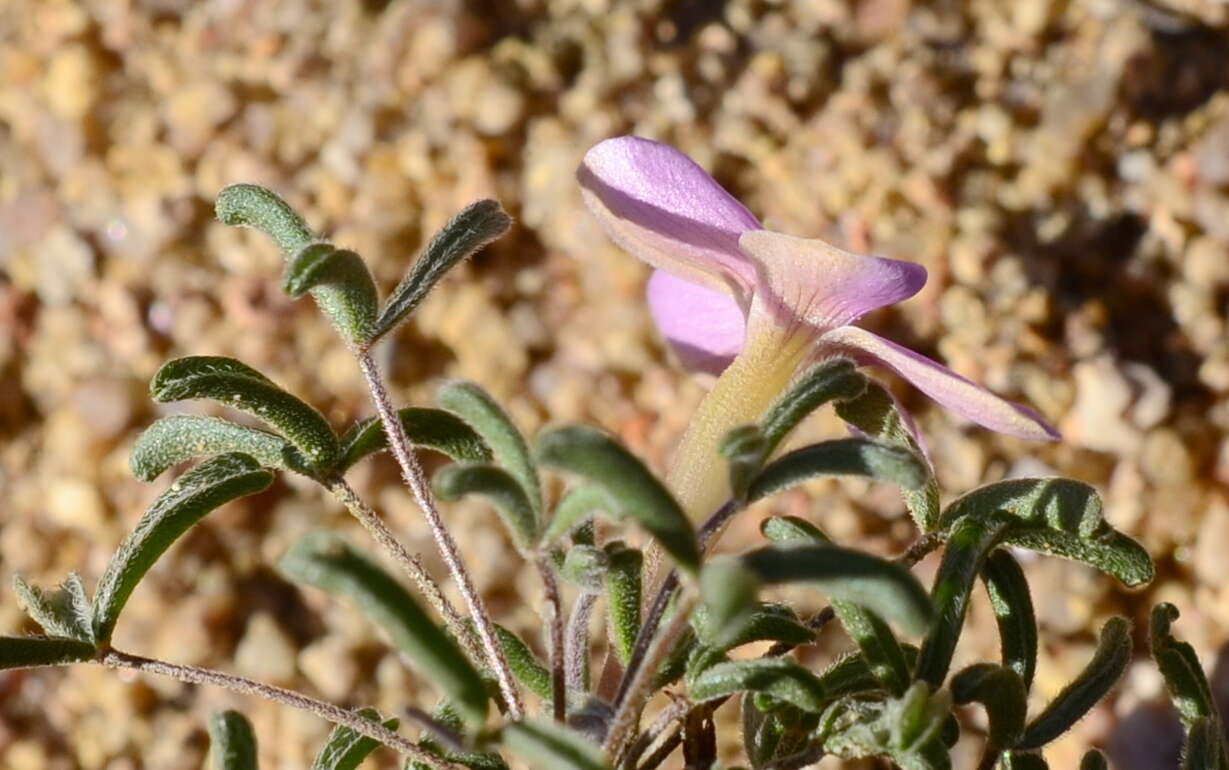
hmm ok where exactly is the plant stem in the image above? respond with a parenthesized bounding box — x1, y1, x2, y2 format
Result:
(897, 531, 944, 568)
(565, 591, 598, 693)
(603, 591, 697, 761)
(99, 648, 459, 770)
(620, 697, 689, 770)
(535, 558, 567, 723)
(356, 351, 524, 720)
(327, 478, 486, 669)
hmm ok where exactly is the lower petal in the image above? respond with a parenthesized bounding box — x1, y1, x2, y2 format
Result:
(821, 326, 1060, 441)
(647, 269, 745, 376)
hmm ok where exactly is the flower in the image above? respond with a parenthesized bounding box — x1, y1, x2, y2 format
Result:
(579, 136, 1058, 518)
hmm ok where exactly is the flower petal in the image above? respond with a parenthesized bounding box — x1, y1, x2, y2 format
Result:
(821, 326, 1060, 441)
(579, 136, 760, 299)
(738, 230, 927, 333)
(647, 269, 745, 376)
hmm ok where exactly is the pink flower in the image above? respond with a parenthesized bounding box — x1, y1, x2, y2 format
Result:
(578, 136, 1057, 516)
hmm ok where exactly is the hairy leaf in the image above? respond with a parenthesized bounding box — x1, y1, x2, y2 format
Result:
(215, 183, 314, 256)
(131, 415, 306, 480)
(741, 545, 933, 636)
(698, 556, 760, 649)
(835, 382, 939, 530)
(434, 463, 537, 550)
(748, 438, 928, 502)
(372, 200, 512, 344)
(93, 453, 273, 643)
(0, 635, 96, 669)
(337, 408, 493, 472)
(1018, 617, 1132, 749)
(284, 244, 378, 347)
(760, 515, 831, 546)
(541, 486, 607, 546)
(981, 550, 1038, 690)
(150, 356, 338, 469)
(604, 542, 642, 666)
(1151, 603, 1218, 729)
(279, 532, 488, 728)
(690, 658, 828, 713)
(537, 426, 698, 573)
(692, 603, 815, 652)
(760, 359, 867, 455)
(311, 707, 398, 770)
(210, 710, 259, 770)
(818, 683, 952, 770)
(719, 424, 769, 500)
(499, 719, 608, 770)
(742, 693, 785, 769)
(560, 545, 608, 591)
(951, 663, 1026, 750)
(1183, 717, 1229, 770)
(832, 601, 911, 697)
(437, 381, 540, 513)
(915, 514, 1014, 687)
(491, 624, 552, 702)
(13, 573, 93, 643)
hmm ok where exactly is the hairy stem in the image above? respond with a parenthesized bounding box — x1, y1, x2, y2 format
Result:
(897, 531, 944, 568)
(356, 351, 524, 720)
(603, 592, 698, 761)
(566, 591, 598, 694)
(621, 697, 690, 770)
(100, 649, 458, 769)
(535, 558, 567, 723)
(327, 478, 486, 668)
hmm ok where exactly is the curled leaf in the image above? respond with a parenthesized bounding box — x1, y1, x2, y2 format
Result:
(747, 438, 928, 502)
(690, 658, 829, 713)
(13, 572, 93, 643)
(831, 601, 911, 697)
(434, 463, 537, 550)
(278, 532, 488, 729)
(151, 356, 338, 469)
(372, 200, 513, 345)
(283, 243, 379, 347)
(541, 487, 607, 546)
(0, 635, 96, 669)
(438, 381, 541, 515)
(981, 550, 1038, 690)
(93, 453, 273, 644)
(698, 556, 760, 649)
(215, 183, 314, 256)
(1152, 603, 1219, 728)
(604, 542, 642, 666)
(537, 426, 698, 574)
(131, 415, 306, 480)
(560, 546, 608, 591)
(1017, 617, 1132, 750)
(1183, 717, 1229, 770)
(336, 408, 493, 472)
(950, 663, 1026, 751)
(210, 710, 259, 770)
(759, 359, 867, 455)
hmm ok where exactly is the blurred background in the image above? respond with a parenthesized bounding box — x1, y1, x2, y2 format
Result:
(3, 0, 1229, 767)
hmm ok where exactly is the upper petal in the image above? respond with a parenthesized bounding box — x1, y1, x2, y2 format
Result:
(647, 269, 745, 376)
(821, 326, 1060, 441)
(738, 230, 927, 334)
(579, 136, 760, 299)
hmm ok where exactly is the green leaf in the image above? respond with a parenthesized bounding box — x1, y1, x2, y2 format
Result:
(698, 556, 760, 649)
(998, 751, 1049, 769)
(747, 438, 928, 503)
(541, 487, 606, 547)
(835, 381, 939, 530)
(940, 478, 1154, 588)
(151, 356, 338, 470)
(951, 663, 1026, 751)
(742, 693, 785, 769)
(491, 624, 552, 701)
(1080, 750, 1109, 770)
(437, 381, 540, 514)
(560, 545, 608, 591)
(719, 424, 769, 500)
(278, 532, 488, 729)
(93, 453, 273, 643)
(13, 572, 93, 643)
(372, 200, 512, 345)
(690, 658, 829, 713)
(981, 550, 1038, 690)
(915, 514, 1014, 687)
(131, 414, 307, 480)
(337, 408, 493, 472)
(311, 707, 398, 770)
(499, 719, 608, 770)
(741, 545, 933, 636)
(760, 515, 831, 546)
(1183, 717, 1229, 770)
(1017, 617, 1132, 750)
(283, 243, 378, 347)
(0, 635, 96, 669)
(692, 603, 815, 652)
(215, 183, 314, 257)
(537, 426, 698, 574)
(210, 710, 259, 770)
(433, 463, 537, 550)
(604, 542, 642, 666)
(1151, 603, 1219, 729)
(831, 601, 911, 697)
(760, 359, 867, 455)
(818, 683, 952, 770)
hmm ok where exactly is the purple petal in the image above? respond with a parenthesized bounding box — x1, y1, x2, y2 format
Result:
(738, 230, 927, 333)
(579, 136, 760, 298)
(821, 326, 1060, 441)
(647, 269, 745, 376)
